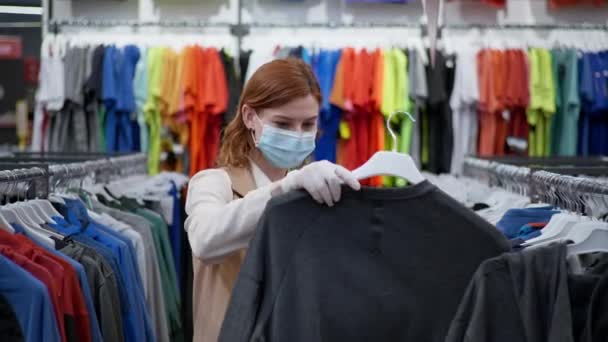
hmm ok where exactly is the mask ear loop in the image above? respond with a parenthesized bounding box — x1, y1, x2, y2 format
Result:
(250, 112, 263, 147)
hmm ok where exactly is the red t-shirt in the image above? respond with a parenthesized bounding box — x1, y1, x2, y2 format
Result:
(0, 230, 91, 342)
(16, 235, 92, 342)
(0, 245, 67, 342)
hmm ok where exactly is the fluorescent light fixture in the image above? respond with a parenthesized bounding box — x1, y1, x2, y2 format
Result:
(0, 5, 42, 15)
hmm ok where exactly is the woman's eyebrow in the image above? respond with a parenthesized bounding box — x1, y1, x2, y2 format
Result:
(273, 114, 318, 121)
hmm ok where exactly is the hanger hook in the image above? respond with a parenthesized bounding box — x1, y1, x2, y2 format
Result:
(386, 111, 416, 152)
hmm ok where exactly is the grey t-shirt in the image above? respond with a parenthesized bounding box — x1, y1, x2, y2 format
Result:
(91, 202, 171, 342)
(60, 242, 124, 342)
(220, 181, 509, 342)
(408, 49, 428, 168)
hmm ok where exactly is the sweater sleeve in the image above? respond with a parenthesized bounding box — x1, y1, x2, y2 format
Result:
(184, 168, 276, 263)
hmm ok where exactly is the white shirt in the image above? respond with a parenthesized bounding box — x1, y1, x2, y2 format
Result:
(184, 161, 274, 263)
(450, 49, 480, 175)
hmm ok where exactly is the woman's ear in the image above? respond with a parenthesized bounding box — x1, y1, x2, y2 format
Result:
(241, 104, 256, 130)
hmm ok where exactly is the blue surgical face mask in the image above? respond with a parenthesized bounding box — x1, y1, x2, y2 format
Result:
(253, 115, 316, 169)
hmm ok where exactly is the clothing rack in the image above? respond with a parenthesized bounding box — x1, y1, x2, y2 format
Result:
(463, 156, 608, 214)
(48, 19, 608, 32)
(0, 153, 147, 199)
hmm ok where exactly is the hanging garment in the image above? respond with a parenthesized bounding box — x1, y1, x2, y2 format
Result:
(313, 49, 342, 163)
(446, 244, 608, 342)
(579, 51, 608, 156)
(219, 182, 510, 342)
(450, 49, 479, 174)
(551, 48, 580, 156)
(527, 48, 556, 157)
(424, 50, 456, 173)
(103, 45, 141, 153)
(408, 48, 428, 168)
(0, 293, 24, 342)
(220, 49, 242, 127)
(504, 49, 530, 154)
(0, 254, 61, 342)
(134, 47, 150, 154)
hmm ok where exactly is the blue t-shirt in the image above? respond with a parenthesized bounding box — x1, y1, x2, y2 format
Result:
(0, 254, 61, 342)
(51, 200, 155, 342)
(169, 181, 183, 288)
(313, 49, 342, 162)
(579, 52, 608, 156)
(102, 45, 141, 152)
(496, 207, 559, 239)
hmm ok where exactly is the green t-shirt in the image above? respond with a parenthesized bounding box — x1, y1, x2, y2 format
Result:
(527, 48, 556, 157)
(144, 48, 165, 175)
(550, 48, 580, 156)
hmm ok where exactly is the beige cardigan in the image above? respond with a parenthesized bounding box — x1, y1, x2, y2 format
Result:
(185, 163, 275, 342)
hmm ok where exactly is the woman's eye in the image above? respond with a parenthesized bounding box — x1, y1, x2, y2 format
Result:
(303, 123, 316, 130)
(274, 122, 290, 129)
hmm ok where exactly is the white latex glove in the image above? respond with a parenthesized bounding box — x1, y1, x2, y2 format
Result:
(280, 160, 361, 207)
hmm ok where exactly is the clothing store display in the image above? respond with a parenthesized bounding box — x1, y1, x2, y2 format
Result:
(219, 182, 510, 341)
(0, 156, 189, 342)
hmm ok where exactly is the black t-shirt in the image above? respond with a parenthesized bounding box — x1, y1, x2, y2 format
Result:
(239, 49, 252, 90)
(0, 293, 23, 342)
(220, 49, 241, 126)
(84, 45, 105, 101)
(220, 181, 509, 342)
(425, 50, 456, 174)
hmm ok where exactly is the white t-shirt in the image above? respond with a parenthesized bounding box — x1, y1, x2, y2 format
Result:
(450, 49, 480, 175)
(244, 47, 276, 82)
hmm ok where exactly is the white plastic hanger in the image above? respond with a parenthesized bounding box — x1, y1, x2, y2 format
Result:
(566, 222, 608, 256)
(0, 213, 14, 233)
(30, 199, 62, 222)
(352, 111, 425, 184)
(524, 213, 589, 248)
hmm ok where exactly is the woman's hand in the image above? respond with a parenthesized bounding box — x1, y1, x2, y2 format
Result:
(279, 160, 361, 207)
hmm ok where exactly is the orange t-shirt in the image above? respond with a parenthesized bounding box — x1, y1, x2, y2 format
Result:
(477, 49, 494, 156)
(189, 46, 207, 176)
(203, 48, 229, 169)
(369, 48, 385, 187)
(492, 50, 507, 155)
(338, 49, 358, 171)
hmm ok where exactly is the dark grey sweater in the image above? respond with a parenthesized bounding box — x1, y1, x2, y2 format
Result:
(446, 244, 608, 342)
(219, 181, 510, 342)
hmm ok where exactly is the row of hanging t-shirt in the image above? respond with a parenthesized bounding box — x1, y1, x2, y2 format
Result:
(34, 36, 251, 177)
(0, 171, 192, 342)
(425, 172, 608, 341)
(34, 36, 608, 179)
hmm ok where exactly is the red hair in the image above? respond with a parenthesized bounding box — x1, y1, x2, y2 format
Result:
(217, 58, 322, 168)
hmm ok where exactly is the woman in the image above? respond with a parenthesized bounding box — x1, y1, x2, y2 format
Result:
(185, 58, 361, 342)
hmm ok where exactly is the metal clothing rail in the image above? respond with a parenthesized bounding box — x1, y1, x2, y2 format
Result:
(463, 156, 608, 214)
(48, 19, 608, 32)
(0, 153, 148, 199)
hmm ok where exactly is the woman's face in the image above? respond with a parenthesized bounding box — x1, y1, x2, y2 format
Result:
(243, 94, 319, 142)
